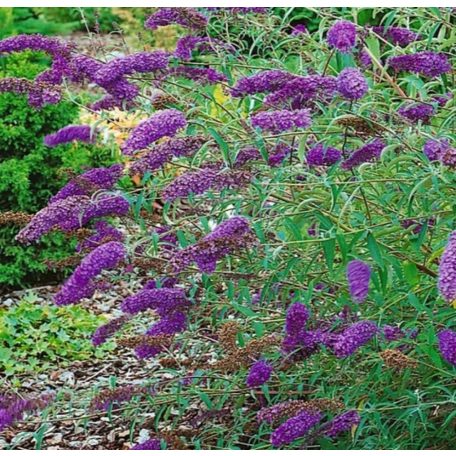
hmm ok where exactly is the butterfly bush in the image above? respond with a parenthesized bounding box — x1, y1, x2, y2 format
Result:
(2, 7, 455, 450)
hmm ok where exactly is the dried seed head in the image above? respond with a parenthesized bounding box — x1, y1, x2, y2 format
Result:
(0, 211, 33, 226)
(218, 322, 241, 354)
(380, 349, 418, 369)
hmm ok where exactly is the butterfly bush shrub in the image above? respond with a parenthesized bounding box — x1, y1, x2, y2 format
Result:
(1, 7, 455, 450)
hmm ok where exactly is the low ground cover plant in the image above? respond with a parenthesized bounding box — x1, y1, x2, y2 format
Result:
(0, 7, 455, 450)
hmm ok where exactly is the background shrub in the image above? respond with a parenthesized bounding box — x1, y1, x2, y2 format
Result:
(0, 52, 113, 290)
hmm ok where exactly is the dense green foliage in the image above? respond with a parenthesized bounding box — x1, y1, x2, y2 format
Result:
(0, 296, 113, 377)
(0, 53, 112, 289)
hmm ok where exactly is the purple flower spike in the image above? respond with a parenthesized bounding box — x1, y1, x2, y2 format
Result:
(121, 109, 186, 155)
(423, 138, 449, 161)
(438, 231, 456, 303)
(92, 315, 131, 346)
(341, 139, 386, 170)
(246, 360, 273, 388)
(93, 51, 169, 86)
(387, 51, 451, 78)
(44, 125, 95, 148)
(285, 302, 310, 337)
(398, 103, 435, 124)
(327, 20, 357, 53)
(50, 164, 124, 203)
(271, 411, 322, 447)
(54, 241, 126, 306)
(437, 329, 456, 366)
(231, 70, 296, 97)
(372, 26, 420, 47)
(325, 410, 360, 438)
(337, 67, 368, 100)
(251, 109, 312, 133)
(347, 260, 371, 303)
(171, 216, 255, 274)
(121, 287, 190, 316)
(332, 321, 378, 358)
(16, 194, 129, 244)
(145, 7, 207, 30)
(0, 77, 62, 108)
(306, 144, 342, 167)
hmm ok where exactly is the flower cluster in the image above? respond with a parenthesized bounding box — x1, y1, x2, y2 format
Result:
(438, 231, 456, 303)
(341, 139, 386, 170)
(50, 164, 124, 203)
(231, 70, 296, 97)
(264, 75, 337, 109)
(246, 360, 273, 388)
(271, 410, 322, 447)
(332, 321, 378, 358)
(251, 109, 312, 133)
(346, 260, 371, 303)
(387, 51, 451, 78)
(437, 329, 456, 366)
(306, 143, 342, 167)
(0, 34, 73, 85)
(0, 77, 62, 108)
(91, 314, 131, 346)
(174, 36, 231, 60)
(324, 410, 360, 438)
(423, 138, 449, 161)
(0, 393, 54, 432)
(129, 136, 206, 176)
(76, 220, 124, 253)
(337, 67, 368, 100)
(121, 109, 187, 155)
(93, 51, 169, 86)
(166, 65, 227, 83)
(16, 194, 129, 244)
(131, 439, 162, 450)
(145, 7, 208, 30)
(54, 241, 126, 306)
(398, 103, 435, 124)
(121, 287, 190, 315)
(44, 124, 96, 148)
(162, 166, 251, 201)
(327, 20, 357, 53)
(372, 26, 420, 47)
(171, 216, 256, 273)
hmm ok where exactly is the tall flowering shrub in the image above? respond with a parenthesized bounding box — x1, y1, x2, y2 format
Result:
(0, 7, 455, 451)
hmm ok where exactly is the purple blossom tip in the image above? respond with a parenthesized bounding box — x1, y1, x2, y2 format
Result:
(346, 260, 371, 303)
(246, 360, 273, 388)
(337, 67, 368, 100)
(327, 20, 357, 53)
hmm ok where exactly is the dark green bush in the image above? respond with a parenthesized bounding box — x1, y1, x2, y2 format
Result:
(0, 53, 113, 290)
